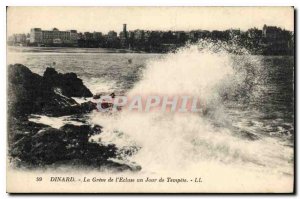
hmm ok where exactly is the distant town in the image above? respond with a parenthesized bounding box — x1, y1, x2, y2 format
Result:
(8, 24, 294, 55)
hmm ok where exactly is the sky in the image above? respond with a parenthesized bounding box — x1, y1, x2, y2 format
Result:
(7, 7, 294, 35)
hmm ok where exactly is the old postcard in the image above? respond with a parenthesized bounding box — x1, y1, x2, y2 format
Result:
(6, 6, 294, 193)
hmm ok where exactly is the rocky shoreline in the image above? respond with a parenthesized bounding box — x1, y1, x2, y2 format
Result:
(8, 64, 140, 172)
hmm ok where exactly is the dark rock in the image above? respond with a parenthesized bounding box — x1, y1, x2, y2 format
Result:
(79, 101, 97, 113)
(31, 128, 68, 164)
(93, 92, 115, 100)
(110, 92, 115, 98)
(10, 124, 118, 167)
(10, 127, 67, 165)
(60, 124, 99, 142)
(99, 101, 113, 110)
(45, 101, 97, 117)
(104, 161, 142, 172)
(8, 64, 95, 117)
(93, 93, 101, 99)
(8, 64, 43, 116)
(92, 125, 103, 133)
(43, 67, 93, 98)
(7, 116, 50, 145)
(38, 88, 79, 116)
(8, 65, 136, 171)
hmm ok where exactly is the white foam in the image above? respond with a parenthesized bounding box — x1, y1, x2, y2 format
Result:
(90, 42, 293, 181)
(83, 77, 116, 94)
(29, 114, 84, 129)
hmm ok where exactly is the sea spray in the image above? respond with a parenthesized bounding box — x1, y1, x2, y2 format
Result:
(90, 41, 293, 178)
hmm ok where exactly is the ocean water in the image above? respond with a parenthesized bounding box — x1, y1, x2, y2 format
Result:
(7, 45, 294, 186)
(7, 46, 160, 94)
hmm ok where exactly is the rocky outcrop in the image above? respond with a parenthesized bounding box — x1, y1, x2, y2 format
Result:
(7, 64, 139, 171)
(8, 64, 95, 117)
(8, 64, 44, 116)
(9, 120, 139, 171)
(43, 67, 93, 98)
(7, 64, 98, 144)
(10, 123, 138, 171)
(10, 123, 123, 168)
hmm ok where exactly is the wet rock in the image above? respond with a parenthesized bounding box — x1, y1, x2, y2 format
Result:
(60, 124, 99, 141)
(31, 128, 68, 164)
(10, 124, 117, 167)
(10, 127, 67, 165)
(110, 92, 115, 98)
(8, 64, 43, 116)
(79, 101, 97, 113)
(99, 101, 113, 110)
(46, 101, 97, 117)
(38, 89, 79, 116)
(7, 116, 50, 146)
(43, 67, 93, 97)
(8, 64, 95, 117)
(8, 65, 135, 171)
(103, 161, 142, 172)
(93, 92, 115, 99)
(93, 93, 101, 99)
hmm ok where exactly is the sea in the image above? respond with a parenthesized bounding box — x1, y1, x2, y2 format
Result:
(7, 44, 294, 190)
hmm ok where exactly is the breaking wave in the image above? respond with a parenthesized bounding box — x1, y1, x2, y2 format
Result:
(90, 41, 293, 178)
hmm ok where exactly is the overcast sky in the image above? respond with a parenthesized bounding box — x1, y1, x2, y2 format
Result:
(7, 7, 294, 35)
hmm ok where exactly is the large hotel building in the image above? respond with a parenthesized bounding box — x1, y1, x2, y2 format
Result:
(30, 28, 78, 45)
